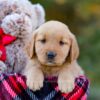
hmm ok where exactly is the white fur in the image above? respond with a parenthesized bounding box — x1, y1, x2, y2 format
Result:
(1, 0, 45, 36)
(0, 0, 45, 73)
(2, 13, 33, 37)
(33, 4, 45, 26)
(0, 61, 7, 74)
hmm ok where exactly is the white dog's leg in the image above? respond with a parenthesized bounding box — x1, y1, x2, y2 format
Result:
(0, 61, 7, 74)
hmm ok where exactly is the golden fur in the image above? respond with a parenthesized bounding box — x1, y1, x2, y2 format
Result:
(23, 21, 84, 93)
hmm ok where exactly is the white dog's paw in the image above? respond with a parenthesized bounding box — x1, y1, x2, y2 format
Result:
(1, 13, 23, 36)
(58, 76, 75, 93)
(26, 73, 44, 91)
(1, 13, 32, 37)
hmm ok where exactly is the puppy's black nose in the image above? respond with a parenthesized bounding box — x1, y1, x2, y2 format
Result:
(47, 51, 56, 59)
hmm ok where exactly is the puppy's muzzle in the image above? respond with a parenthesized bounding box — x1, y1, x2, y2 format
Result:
(46, 51, 56, 60)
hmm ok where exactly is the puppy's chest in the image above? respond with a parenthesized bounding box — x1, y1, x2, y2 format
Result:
(41, 66, 61, 77)
(5, 40, 27, 72)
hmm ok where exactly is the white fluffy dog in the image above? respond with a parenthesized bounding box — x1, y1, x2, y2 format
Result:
(0, 0, 45, 73)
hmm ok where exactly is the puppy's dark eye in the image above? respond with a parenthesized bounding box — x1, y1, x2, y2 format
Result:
(40, 39, 46, 43)
(59, 41, 65, 45)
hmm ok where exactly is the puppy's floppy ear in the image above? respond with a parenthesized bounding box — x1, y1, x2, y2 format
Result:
(68, 33, 79, 62)
(25, 31, 37, 58)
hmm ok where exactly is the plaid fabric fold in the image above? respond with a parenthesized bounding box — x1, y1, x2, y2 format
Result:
(0, 73, 89, 100)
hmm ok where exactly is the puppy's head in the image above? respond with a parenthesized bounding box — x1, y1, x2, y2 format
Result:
(26, 21, 79, 67)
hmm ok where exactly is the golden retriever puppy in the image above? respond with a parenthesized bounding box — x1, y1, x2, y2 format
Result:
(23, 21, 84, 93)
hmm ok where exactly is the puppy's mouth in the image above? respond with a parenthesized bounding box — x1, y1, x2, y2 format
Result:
(47, 60, 55, 65)
(44, 59, 56, 66)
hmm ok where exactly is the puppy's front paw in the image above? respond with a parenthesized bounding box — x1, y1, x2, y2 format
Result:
(58, 76, 75, 93)
(26, 73, 44, 91)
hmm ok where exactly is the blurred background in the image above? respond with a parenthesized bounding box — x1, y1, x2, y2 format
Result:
(31, 0, 100, 99)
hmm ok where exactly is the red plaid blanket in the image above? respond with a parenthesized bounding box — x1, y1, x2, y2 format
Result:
(0, 73, 89, 100)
